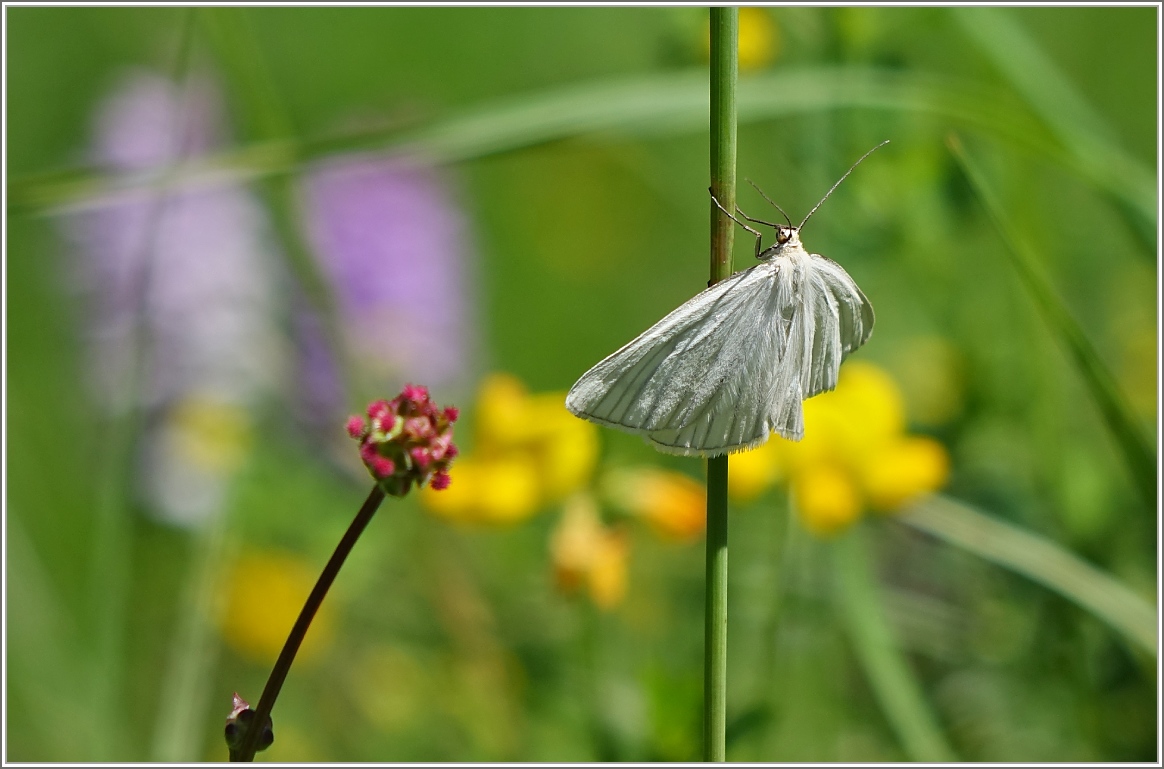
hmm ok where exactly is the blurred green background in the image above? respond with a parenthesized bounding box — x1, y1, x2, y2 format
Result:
(6, 6, 1157, 762)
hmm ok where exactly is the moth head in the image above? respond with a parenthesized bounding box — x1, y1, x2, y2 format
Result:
(760, 226, 801, 259)
(775, 226, 798, 246)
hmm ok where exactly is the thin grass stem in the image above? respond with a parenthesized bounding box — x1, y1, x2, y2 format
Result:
(704, 7, 737, 763)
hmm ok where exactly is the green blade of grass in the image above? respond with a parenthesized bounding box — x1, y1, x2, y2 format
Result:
(832, 526, 957, 763)
(951, 7, 1156, 246)
(150, 508, 237, 761)
(948, 134, 1156, 512)
(898, 495, 1156, 654)
(13, 66, 1151, 224)
(7, 516, 105, 760)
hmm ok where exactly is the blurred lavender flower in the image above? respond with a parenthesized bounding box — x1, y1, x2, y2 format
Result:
(58, 69, 282, 527)
(297, 153, 476, 426)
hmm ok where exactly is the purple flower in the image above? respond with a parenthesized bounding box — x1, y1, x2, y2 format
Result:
(58, 69, 281, 527)
(296, 154, 476, 424)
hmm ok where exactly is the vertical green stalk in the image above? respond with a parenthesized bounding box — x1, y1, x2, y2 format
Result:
(705, 7, 737, 763)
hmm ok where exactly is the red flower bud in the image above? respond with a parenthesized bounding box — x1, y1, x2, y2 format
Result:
(369, 455, 395, 478)
(345, 416, 367, 439)
(401, 383, 429, 404)
(430, 470, 451, 490)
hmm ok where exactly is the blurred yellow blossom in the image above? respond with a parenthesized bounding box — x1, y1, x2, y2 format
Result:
(220, 550, 332, 664)
(421, 373, 599, 525)
(726, 437, 783, 503)
(551, 494, 628, 610)
(861, 436, 950, 511)
(701, 7, 780, 71)
(424, 456, 541, 525)
(169, 395, 253, 473)
(727, 361, 950, 536)
(602, 467, 706, 542)
(791, 464, 862, 536)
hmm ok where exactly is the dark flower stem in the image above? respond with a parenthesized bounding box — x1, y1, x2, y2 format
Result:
(231, 484, 386, 762)
(705, 7, 737, 764)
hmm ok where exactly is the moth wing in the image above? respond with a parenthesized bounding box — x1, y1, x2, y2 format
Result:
(802, 254, 875, 398)
(566, 261, 788, 456)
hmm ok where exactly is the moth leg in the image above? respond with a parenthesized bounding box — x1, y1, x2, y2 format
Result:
(735, 206, 781, 229)
(709, 189, 764, 260)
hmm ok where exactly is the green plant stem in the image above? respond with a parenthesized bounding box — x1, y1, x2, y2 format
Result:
(704, 458, 730, 762)
(232, 484, 386, 762)
(704, 7, 737, 763)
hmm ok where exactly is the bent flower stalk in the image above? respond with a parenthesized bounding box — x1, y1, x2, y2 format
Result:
(226, 384, 457, 761)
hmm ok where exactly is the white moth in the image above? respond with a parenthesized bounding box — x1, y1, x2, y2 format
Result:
(565, 143, 885, 458)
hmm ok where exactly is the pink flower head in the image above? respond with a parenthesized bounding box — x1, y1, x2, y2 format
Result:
(347, 384, 458, 497)
(345, 416, 367, 439)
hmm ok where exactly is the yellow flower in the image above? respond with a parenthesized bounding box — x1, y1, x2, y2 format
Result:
(550, 494, 628, 609)
(738, 7, 780, 71)
(791, 464, 861, 537)
(588, 532, 630, 609)
(476, 373, 536, 447)
(861, 436, 950, 511)
(420, 373, 599, 525)
(526, 395, 601, 501)
(423, 457, 541, 525)
(602, 467, 706, 542)
(826, 362, 907, 463)
(219, 550, 332, 665)
(727, 438, 783, 503)
(474, 457, 541, 523)
(421, 458, 481, 523)
(169, 394, 252, 473)
(718, 360, 951, 536)
(701, 7, 780, 71)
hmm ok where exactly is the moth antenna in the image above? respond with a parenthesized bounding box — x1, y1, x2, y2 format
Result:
(798, 140, 890, 230)
(745, 178, 792, 227)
